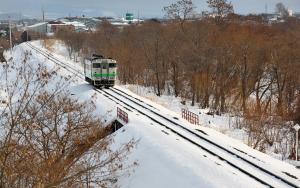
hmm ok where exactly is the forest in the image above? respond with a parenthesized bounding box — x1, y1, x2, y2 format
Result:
(54, 0, 300, 156)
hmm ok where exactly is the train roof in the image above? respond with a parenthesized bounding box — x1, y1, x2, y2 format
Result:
(85, 57, 116, 62)
(85, 54, 115, 61)
(92, 54, 104, 59)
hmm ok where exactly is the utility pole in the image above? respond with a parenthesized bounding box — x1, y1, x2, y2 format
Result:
(294, 124, 300, 161)
(42, 7, 45, 22)
(9, 16, 12, 55)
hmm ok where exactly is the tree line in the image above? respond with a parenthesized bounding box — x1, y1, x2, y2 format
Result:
(57, 2, 299, 119)
(54, 0, 300, 157)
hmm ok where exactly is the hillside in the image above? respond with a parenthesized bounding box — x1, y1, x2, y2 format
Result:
(1, 41, 298, 187)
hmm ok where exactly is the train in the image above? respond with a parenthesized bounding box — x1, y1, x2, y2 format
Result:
(84, 54, 117, 88)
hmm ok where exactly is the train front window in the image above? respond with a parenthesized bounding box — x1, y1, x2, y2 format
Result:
(109, 63, 116, 68)
(93, 63, 101, 68)
(102, 63, 108, 69)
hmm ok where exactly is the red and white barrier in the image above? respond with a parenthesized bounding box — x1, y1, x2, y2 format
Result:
(117, 107, 129, 124)
(181, 109, 199, 125)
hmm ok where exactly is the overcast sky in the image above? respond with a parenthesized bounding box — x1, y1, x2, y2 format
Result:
(0, 0, 299, 19)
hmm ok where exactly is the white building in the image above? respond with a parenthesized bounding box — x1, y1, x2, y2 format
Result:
(26, 22, 48, 34)
(288, 9, 293, 17)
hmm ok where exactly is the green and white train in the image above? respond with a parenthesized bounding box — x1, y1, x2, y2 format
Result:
(84, 54, 117, 88)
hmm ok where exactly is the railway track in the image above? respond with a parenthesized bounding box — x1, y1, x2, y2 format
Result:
(25, 42, 300, 188)
(25, 42, 134, 112)
(104, 88, 299, 188)
(25, 42, 85, 79)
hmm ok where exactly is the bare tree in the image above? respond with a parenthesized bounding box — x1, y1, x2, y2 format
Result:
(140, 22, 167, 96)
(52, 10, 300, 159)
(207, 0, 234, 25)
(0, 51, 135, 187)
(163, 0, 196, 29)
(275, 2, 289, 18)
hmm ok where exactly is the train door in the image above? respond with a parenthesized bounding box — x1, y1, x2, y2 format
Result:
(84, 59, 93, 83)
(92, 61, 101, 86)
(101, 60, 109, 81)
(108, 61, 117, 80)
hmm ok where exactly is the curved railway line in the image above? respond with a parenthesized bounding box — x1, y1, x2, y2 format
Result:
(25, 42, 300, 188)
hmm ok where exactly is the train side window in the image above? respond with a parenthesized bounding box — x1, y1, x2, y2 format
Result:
(93, 63, 101, 68)
(109, 63, 116, 68)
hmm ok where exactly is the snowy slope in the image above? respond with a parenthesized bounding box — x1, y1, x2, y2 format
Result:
(4, 41, 300, 187)
(105, 87, 300, 187)
(123, 84, 297, 164)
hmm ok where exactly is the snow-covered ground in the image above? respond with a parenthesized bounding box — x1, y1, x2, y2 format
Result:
(123, 85, 299, 163)
(3, 41, 300, 187)
(124, 84, 247, 138)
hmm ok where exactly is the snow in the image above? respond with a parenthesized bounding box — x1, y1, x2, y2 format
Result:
(61, 21, 87, 31)
(27, 22, 47, 28)
(62, 21, 86, 28)
(110, 22, 129, 26)
(3, 40, 300, 188)
(122, 85, 297, 161)
(120, 85, 247, 139)
(113, 118, 265, 188)
(106, 87, 300, 187)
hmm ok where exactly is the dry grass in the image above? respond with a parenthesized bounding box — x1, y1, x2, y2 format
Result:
(42, 39, 56, 52)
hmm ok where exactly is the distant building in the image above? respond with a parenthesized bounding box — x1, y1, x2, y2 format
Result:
(0, 30, 6, 37)
(50, 25, 75, 33)
(0, 23, 9, 30)
(26, 22, 48, 34)
(288, 9, 293, 17)
(294, 12, 300, 18)
(48, 21, 75, 33)
(125, 13, 134, 22)
(61, 21, 87, 32)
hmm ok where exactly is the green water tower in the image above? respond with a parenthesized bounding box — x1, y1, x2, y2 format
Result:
(125, 13, 134, 22)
